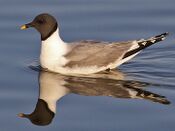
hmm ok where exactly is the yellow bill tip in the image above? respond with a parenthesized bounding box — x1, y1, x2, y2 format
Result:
(17, 113, 24, 117)
(20, 25, 27, 30)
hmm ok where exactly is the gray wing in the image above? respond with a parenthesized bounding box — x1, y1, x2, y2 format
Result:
(64, 40, 133, 68)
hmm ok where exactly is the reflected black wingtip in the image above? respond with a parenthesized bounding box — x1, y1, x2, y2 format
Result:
(161, 100, 171, 105)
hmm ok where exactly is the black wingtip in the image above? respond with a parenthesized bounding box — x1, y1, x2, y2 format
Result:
(155, 32, 169, 38)
(163, 32, 169, 36)
(122, 32, 169, 59)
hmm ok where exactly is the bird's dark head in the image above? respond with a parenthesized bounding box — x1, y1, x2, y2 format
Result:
(21, 13, 58, 40)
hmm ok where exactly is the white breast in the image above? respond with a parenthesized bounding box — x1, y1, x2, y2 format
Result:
(40, 29, 68, 70)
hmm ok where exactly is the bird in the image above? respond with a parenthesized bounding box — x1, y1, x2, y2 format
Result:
(21, 13, 169, 75)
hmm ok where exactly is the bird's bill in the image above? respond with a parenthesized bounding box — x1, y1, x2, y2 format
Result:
(20, 25, 27, 30)
(17, 113, 27, 118)
(20, 23, 33, 30)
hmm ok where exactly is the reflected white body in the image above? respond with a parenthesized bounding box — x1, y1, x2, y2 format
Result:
(39, 72, 69, 113)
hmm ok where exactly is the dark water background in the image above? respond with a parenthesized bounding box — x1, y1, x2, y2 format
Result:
(0, 0, 175, 130)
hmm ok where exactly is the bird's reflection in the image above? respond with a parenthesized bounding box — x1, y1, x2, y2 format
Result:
(18, 69, 170, 126)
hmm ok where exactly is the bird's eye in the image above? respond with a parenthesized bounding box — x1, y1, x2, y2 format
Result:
(37, 19, 45, 24)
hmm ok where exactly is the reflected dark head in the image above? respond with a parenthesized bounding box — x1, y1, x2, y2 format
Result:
(22, 13, 58, 40)
(18, 99, 55, 126)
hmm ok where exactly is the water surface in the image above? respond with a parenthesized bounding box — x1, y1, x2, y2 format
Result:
(0, 0, 175, 130)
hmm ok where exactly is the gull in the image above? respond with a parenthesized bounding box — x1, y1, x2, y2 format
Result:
(21, 13, 169, 75)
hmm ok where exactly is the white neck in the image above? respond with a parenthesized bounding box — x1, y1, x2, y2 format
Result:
(40, 29, 68, 69)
